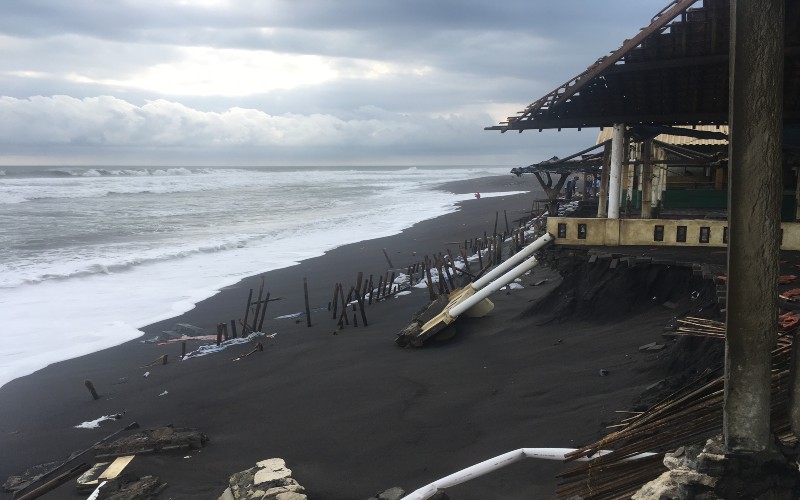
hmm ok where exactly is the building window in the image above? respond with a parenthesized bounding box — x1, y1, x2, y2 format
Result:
(723, 226, 729, 244)
(557, 223, 567, 238)
(699, 227, 710, 244)
(577, 223, 587, 240)
(676, 226, 687, 243)
(654, 225, 664, 242)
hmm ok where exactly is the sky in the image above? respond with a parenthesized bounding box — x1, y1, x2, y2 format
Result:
(0, 1, 666, 167)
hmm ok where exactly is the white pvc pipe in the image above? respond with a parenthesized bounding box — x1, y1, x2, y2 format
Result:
(450, 254, 540, 317)
(608, 123, 625, 219)
(472, 232, 553, 290)
(402, 447, 656, 500)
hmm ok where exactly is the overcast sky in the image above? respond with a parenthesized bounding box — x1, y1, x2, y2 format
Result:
(0, 1, 664, 166)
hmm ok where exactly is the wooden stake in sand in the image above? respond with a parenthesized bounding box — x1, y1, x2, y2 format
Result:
(251, 275, 265, 332)
(257, 292, 270, 332)
(84, 379, 99, 400)
(303, 277, 312, 327)
(241, 288, 253, 335)
(382, 248, 394, 268)
(332, 283, 340, 319)
(230, 319, 238, 339)
(355, 272, 368, 327)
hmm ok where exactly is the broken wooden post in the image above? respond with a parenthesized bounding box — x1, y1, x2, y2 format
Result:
(355, 272, 368, 327)
(303, 277, 312, 327)
(257, 292, 270, 332)
(241, 288, 253, 335)
(181, 341, 186, 359)
(230, 319, 238, 339)
(368, 275, 375, 305)
(332, 283, 340, 319)
(424, 256, 437, 301)
(222, 323, 229, 340)
(216, 324, 223, 346)
(504, 210, 510, 233)
(440, 253, 455, 290)
(376, 275, 384, 299)
(251, 276, 265, 332)
(382, 248, 394, 268)
(84, 379, 99, 400)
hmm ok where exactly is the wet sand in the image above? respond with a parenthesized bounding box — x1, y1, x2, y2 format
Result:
(0, 175, 686, 499)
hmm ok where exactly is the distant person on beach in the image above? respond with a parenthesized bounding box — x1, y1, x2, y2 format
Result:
(565, 175, 578, 200)
(595, 176, 601, 196)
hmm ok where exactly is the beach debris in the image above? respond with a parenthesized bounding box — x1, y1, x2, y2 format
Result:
(84, 379, 100, 400)
(232, 342, 263, 361)
(638, 342, 666, 352)
(396, 233, 553, 347)
(142, 371, 149, 378)
(599, 369, 610, 376)
(402, 447, 654, 500)
(76, 455, 135, 491)
(220, 458, 307, 500)
(75, 413, 124, 430)
(86, 474, 166, 500)
(182, 332, 267, 359)
(5, 422, 140, 497)
(141, 355, 168, 368)
(94, 425, 208, 459)
(158, 390, 168, 397)
(367, 486, 408, 500)
(11, 462, 90, 500)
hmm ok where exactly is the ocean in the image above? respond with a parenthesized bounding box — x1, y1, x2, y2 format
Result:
(0, 165, 521, 388)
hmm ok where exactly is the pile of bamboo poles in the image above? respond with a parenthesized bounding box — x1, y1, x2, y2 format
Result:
(556, 317, 797, 499)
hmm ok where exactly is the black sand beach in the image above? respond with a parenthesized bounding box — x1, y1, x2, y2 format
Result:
(0, 175, 718, 499)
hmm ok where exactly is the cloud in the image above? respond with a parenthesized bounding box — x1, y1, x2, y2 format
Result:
(0, 0, 663, 165)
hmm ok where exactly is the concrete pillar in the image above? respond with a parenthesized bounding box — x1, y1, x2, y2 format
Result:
(795, 168, 800, 222)
(597, 142, 611, 218)
(608, 124, 625, 219)
(641, 140, 653, 218)
(724, 0, 784, 453)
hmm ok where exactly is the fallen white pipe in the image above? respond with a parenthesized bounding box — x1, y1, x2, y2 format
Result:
(450, 253, 540, 317)
(401, 447, 656, 500)
(472, 232, 553, 290)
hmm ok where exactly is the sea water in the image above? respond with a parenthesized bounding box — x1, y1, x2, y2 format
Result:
(0, 165, 524, 388)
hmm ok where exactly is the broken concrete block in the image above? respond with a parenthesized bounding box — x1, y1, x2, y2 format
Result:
(225, 458, 307, 500)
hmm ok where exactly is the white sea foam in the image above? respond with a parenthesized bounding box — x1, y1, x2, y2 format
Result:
(0, 165, 530, 389)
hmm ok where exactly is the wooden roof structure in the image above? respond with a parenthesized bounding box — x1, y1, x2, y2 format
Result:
(487, 0, 800, 132)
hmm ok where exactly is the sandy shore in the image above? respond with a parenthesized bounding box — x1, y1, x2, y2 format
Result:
(0, 174, 685, 499)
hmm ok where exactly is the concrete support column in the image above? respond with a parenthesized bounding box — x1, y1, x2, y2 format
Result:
(597, 142, 611, 218)
(641, 140, 653, 218)
(725, 0, 784, 453)
(795, 168, 800, 222)
(608, 124, 625, 219)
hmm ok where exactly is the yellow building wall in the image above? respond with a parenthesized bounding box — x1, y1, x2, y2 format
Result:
(546, 218, 800, 250)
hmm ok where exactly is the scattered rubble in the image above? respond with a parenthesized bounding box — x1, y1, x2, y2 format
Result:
(219, 458, 307, 500)
(92, 474, 167, 500)
(632, 436, 800, 499)
(94, 425, 208, 459)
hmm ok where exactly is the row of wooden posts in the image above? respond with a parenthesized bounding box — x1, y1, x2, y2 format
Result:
(214, 211, 544, 338)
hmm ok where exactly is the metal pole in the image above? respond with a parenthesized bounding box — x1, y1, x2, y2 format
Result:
(725, 0, 784, 453)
